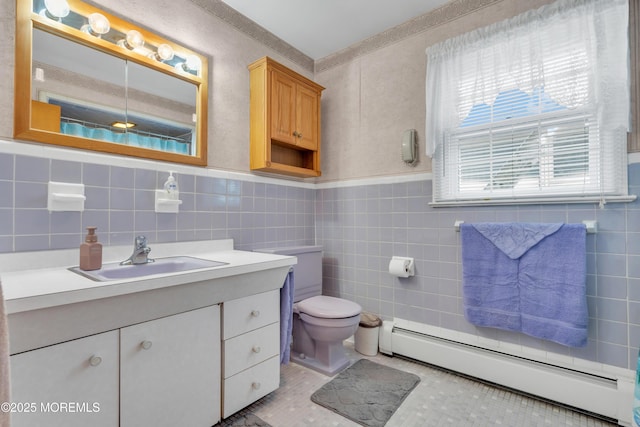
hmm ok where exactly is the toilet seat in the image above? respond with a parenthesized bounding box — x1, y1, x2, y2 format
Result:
(295, 295, 361, 318)
(299, 312, 360, 328)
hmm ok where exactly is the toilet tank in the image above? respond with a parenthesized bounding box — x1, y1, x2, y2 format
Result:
(254, 246, 323, 302)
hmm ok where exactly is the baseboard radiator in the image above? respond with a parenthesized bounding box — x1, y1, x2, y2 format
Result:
(379, 320, 633, 426)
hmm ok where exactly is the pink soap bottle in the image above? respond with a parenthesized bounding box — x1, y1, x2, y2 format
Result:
(80, 227, 102, 271)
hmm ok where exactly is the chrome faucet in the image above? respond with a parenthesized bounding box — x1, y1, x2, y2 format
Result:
(120, 235, 154, 265)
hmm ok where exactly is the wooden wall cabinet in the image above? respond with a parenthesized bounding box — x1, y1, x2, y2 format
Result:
(249, 56, 324, 178)
(31, 100, 61, 133)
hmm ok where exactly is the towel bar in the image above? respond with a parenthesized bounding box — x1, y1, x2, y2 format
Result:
(582, 220, 597, 233)
(454, 220, 597, 233)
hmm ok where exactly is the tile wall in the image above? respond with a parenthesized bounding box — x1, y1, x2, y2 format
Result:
(0, 151, 315, 253)
(316, 164, 640, 371)
(1, 147, 638, 372)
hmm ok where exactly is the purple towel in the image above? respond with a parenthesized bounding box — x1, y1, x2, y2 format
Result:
(461, 222, 588, 347)
(518, 224, 588, 347)
(461, 224, 522, 332)
(280, 270, 294, 364)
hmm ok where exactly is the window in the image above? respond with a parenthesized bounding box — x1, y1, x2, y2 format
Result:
(425, 0, 630, 205)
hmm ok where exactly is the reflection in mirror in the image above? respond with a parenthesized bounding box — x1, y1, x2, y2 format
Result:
(124, 61, 197, 155)
(15, 0, 208, 166)
(33, 30, 198, 155)
(32, 28, 127, 135)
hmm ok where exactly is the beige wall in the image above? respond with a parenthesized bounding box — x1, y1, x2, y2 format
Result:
(0, 0, 313, 173)
(4, 0, 632, 183)
(315, 0, 557, 182)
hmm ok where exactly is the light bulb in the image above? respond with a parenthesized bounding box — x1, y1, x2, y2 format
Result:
(42, 0, 69, 20)
(88, 13, 110, 35)
(81, 13, 110, 37)
(152, 44, 174, 61)
(185, 54, 201, 71)
(126, 30, 144, 49)
(175, 54, 202, 73)
(118, 30, 144, 50)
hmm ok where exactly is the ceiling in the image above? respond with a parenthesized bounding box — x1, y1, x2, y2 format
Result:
(221, 0, 451, 59)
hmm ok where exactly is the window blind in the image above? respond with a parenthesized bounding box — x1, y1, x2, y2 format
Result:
(426, 0, 630, 205)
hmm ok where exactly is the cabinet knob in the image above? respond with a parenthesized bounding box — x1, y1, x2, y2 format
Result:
(141, 340, 153, 350)
(252, 345, 261, 354)
(89, 355, 102, 367)
(251, 382, 261, 390)
(250, 310, 260, 318)
(292, 131, 299, 138)
(297, 132, 302, 138)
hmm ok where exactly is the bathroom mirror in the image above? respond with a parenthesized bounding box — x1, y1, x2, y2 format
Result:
(14, 0, 209, 166)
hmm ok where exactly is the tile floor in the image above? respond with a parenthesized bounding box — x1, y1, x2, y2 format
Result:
(236, 342, 618, 427)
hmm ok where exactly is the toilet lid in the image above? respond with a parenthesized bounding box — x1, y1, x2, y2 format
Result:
(296, 296, 361, 318)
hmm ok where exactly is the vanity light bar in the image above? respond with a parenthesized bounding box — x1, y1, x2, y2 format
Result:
(33, 0, 202, 76)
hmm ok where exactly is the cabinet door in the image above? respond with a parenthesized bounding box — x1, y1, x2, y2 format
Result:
(120, 306, 221, 427)
(296, 83, 320, 151)
(10, 330, 119, 427)
(270, 70, 297, 145)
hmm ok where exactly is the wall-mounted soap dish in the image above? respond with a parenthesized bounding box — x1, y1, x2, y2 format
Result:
(155, 190, 182, 213)
(47, 181, 86, 212)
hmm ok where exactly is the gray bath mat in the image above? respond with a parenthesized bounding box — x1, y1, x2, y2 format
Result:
(310, 358, 420, 427)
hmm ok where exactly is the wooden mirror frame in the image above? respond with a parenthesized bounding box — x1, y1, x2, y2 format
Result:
(14, 0, 208, 166)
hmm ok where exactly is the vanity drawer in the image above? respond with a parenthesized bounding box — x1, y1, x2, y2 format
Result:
(223, 355, 280, 418)
(223, 322, 279, 378)
(223, 290, 279, 339)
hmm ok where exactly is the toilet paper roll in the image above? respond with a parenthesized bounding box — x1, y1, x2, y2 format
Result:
(389, 257, 413, 278)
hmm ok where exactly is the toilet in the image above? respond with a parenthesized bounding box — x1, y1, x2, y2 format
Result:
(256, 246, 361, 376)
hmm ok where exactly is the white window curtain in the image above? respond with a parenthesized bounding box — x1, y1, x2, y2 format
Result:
(425, 0, 630, 205)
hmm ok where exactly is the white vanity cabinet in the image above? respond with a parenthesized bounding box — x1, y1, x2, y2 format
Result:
(120, 305, 221, 427)
(10, 330, 119, 427)
(3, 240, 296, 426)
(222, 289, 280, 417)
(10, 306, 221, 427)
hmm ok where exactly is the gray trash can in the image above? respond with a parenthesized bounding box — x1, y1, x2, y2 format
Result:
(354, 313, 382, 356)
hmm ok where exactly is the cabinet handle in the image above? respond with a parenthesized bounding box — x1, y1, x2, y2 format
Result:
(251, 310, 260, 318)
(141, 340, 153, 350)
(251, 382, 261, 390)
(89, 355, 102, 367)
(252, 345, 261, 354)
(292, 131, 299, 138)
(297, 132, 302, 138)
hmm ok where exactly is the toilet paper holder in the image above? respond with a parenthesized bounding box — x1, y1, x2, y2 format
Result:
(389, 256, 415, 278)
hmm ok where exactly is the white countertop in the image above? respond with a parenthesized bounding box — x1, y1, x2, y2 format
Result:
(0, 239, 297, 315)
